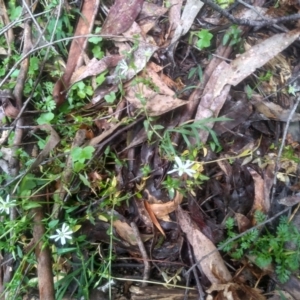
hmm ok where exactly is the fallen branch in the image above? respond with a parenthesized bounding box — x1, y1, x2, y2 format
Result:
(201, 0, 300, 27)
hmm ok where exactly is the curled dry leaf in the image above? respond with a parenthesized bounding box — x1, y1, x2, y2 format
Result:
(177, 206, 232, 284)
(248, 167, 270, 215)
(144, 201, 166, 237)
(149, 191, 183, 221)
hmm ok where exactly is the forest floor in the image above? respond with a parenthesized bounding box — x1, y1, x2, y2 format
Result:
(1, 0, 300, 299)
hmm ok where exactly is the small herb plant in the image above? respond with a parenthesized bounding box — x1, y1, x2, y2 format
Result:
(223, 25, 242, 47)
(189, 29, 213, 50)
(220, 213, 300, 283)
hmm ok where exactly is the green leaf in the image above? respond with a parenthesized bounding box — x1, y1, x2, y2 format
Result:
(81, 146, 95, 160)
(188, 67, 197, 79)
(88, 36, 103, 44)
(104, 92, 116, 103)
(223, 33, 230, 46)
(9, 5, 22, 21)
(70, 147, 82, 162)
(77, 90, 86, 98)
(57, 247, 77, 255)
(92, 46, 104, 59)
(23, 201, 42, 210)
(29, 57, 40, 75)
(96, 72, 107, 85)
(79, 173, 91, 187)
(48, 219, 59, 229)
(37, 112, 54, 125)
(195, 30, 213, 49)
(153, 124, 164, 130)
(73, 161, 85, 172)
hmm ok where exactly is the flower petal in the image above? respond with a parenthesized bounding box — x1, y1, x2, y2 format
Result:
(184, 160, 194, 168)
(177, 170, 184, 176)
(174, 156, 183, 168)
(185, 169, 196, 177)
(61, 236, 66, 245)
(167, 169, 177, 174)
(50, 234, 59, 240)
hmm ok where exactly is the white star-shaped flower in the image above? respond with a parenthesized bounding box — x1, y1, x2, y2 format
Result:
(167, 156, 196, 177)
(118, 59, 129, 77)
(50, 223, 73, 245)
(0, 195, 16, 215)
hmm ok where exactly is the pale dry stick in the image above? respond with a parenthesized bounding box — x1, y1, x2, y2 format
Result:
(114, 276, 196, 289)
(22, 0, 59, 51)
(185, 207, 290, 276)
(0, 0, 14, 55)
(270, 95, 300, 203)
(236, 0, 286, 32)
(0, 10, 52, 37)
(130, 222, 150, 287)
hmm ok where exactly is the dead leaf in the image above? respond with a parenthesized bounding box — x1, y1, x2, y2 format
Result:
(113, 220, 138, 246)
(194, 61, 232, 143)
(194, 29, 300, 143)
(86, 122, 123, 147)
(251, 94, 300, 121)
(149, 192, 183, 221)
(177, 206, 232, 283)
(144, 201, 166, 237)
(125, 65, 187, 116)
(248, 167, 270, 215)
(278, 194, 300, 206)
(26, 124, 60, 173)
(214, 99, 253, 135)
(101, 0, 143, 35)
(0, 90, 20, 118)
(207, 282, 266, 300)
(170, 0, 204, 46)
(215, 29, 300, 96)
(70, 55, 122, 86)
(235, 213, 251, 233)
(138, 2, 168, 34)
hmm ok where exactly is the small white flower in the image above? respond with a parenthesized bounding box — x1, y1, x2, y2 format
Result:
(167, 156, 196, 177)
(0, 195, 16, 215)
(118, 59, 129, 77)
(50, 223, 73, 245)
